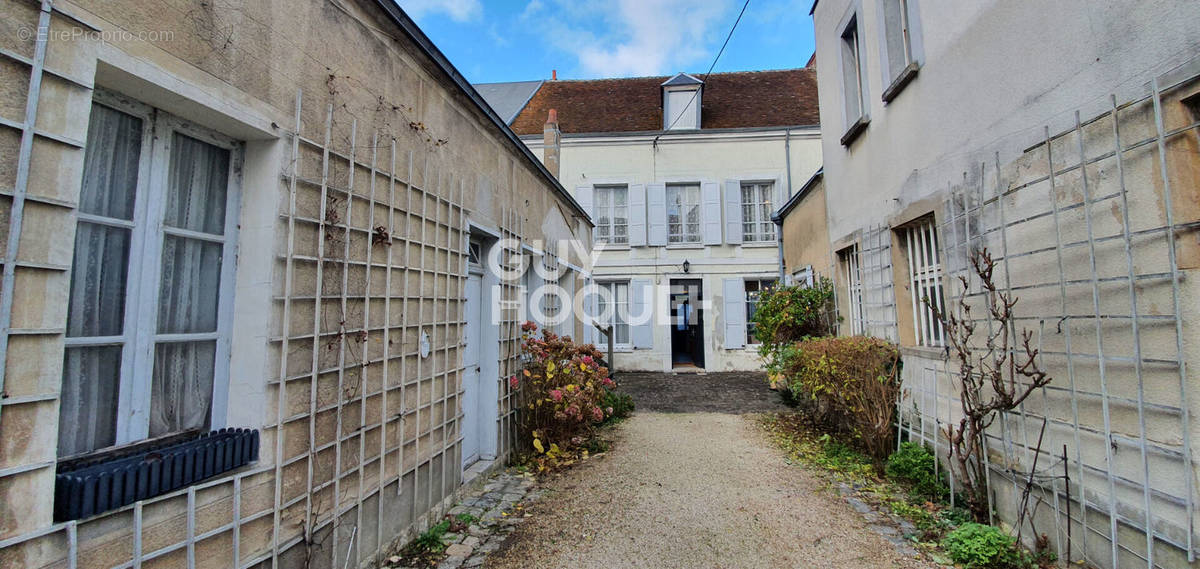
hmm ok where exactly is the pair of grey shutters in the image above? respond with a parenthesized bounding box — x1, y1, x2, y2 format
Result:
(577, 179, 782, 248)
(576, 184, 647, 247)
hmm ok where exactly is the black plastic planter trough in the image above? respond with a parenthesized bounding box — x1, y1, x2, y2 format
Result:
(54, 428, 259, 522)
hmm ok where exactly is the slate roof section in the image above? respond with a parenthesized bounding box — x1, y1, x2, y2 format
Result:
(510, 68, 819, 136)
(474, 80, 544, 124)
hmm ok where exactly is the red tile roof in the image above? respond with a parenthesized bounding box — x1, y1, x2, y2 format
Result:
(510, 68, 819, 135)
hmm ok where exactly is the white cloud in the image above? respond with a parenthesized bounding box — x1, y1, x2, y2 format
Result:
(540, 0, 730, 78)
(400, 0, 483, 23)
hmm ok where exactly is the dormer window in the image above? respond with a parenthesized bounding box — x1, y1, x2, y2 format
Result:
(662, 72, 703, 130)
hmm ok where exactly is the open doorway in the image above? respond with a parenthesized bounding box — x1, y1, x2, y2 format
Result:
(669, 279, 704, 370)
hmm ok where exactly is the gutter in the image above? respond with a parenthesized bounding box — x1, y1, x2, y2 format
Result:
(779, 127, 793, 278)
(370, 1, 592, 225)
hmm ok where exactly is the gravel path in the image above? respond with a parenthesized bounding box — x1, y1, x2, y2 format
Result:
(484, 373, 937, 569)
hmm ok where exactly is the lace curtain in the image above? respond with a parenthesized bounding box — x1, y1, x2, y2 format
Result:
(58, 104, 140, 457)
(149, 132, 228, 437)
(59, 105, 231, 455)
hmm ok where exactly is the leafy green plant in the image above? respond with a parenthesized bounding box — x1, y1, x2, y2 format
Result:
(599, 389, 635, 425)
(751, 278, 837, 347)
(410, 519, 451, 554)
(886, 442, 949, 500)
(454, 513, 478, 526)
(941, 523, 1031, 568)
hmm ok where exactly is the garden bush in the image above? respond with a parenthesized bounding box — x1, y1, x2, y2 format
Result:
(514, 322, 620, 470)
(750, 279, 837, 379)
(599, 389, 635, 425)
(941, 523, 1031, 568)
(779, 335, 901, 466)
(887, 442, 949, 500)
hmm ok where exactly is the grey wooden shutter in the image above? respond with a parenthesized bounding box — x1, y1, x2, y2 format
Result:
(701, 181, 722, 245)
(576, 184, 594, 219)
(723, 277, 746, 349)
(630, 278, 653, 348)
(628, 183, 647, 247)
(646, 183, 667, 246)
(724, 179, 743, 245)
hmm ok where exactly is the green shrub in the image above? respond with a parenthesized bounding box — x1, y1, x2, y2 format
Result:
(600, 389, 635, 425)
(780, 336, 902, 466)
(751, 279, 837, 346)
(752, 280, 837, 378)
(941, 523, 1031, 568)
(887, 442, 949, 499)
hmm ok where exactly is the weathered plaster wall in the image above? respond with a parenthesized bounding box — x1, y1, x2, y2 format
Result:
(779, 178, 833, 281)
(0, 1, 588, 568)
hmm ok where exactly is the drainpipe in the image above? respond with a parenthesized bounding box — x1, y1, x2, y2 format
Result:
(778, 128, 793, 280)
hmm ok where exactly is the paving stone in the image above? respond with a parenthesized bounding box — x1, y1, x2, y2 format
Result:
(462, 536, 481, 548)
(445, 543, 473, 558)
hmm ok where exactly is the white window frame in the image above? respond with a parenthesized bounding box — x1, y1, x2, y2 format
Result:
(903, 217, 945, 347)
(744, 278, 776, 346)
(879, 0, 920, 102)
(740, 181, 776, 242)
(596, 281, 631, 351)
(62, 90, 243, 455)
(666, 183, 702, 244)
(791, 265, 814, 287)
(840, 244, 866, 335)
(593, 184, 629, 245)
(838, 10, 869, 143)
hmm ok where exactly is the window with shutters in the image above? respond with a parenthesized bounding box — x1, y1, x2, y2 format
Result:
(838, 244, 866, 335)
(900, 216, 945, 346)
(596, 281, 630, 349)
(744, 278, 776, 345)
(593, 185, 629, 245)
(741, 182, 776, 242)
(59, 93, 242, 458)
(666, 183, 702, 243)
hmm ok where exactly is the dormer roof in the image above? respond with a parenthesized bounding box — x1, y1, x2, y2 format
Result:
(661, 72, 704, 87)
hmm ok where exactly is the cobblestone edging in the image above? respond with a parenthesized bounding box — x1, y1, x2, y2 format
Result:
(381, 471, 544, 569)
(833, 481, 925, 559)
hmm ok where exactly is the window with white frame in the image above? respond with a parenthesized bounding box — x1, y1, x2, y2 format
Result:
(741, 182, 776, 242)
(666, 183, 701, 243)
(840, 15, 866, 131)
(881, 0, 917, 85)
(593, 185, 629, 245)
(839, 244, 866, 335)
(791, 265, 814, 287)
(59, 95, 242, 458)
(902, 217, 945, 346)
(745, 278, 776, 345)
(596, 281, 630, 348)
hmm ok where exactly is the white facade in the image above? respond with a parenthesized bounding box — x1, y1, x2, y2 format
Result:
(809, 1, 1200, 567)
(525, 127, 822, 371)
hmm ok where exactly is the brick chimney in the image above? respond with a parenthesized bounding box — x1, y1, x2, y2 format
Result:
(543, 109, 561, 179)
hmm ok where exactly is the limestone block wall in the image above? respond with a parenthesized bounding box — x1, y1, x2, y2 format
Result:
(0, 1, 589, 568)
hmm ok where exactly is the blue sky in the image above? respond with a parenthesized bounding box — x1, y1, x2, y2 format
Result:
(398, 0, 815, 84)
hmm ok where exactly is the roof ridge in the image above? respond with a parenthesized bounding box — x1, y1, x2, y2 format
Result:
(526, 67, 814, 84)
